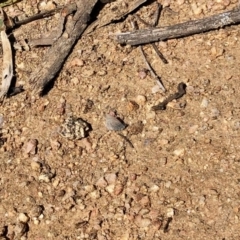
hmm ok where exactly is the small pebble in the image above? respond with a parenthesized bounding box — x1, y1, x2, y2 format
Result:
(166, 208, 175, 218)
(105, 184, 115, 194)
(105, 113, 126, 131)
(31, 161, 41, 172)
(135, 95, 147, 105)
(24, 139, 38, 155)
(39, 174, 51, 183)
(173, 148, 185, 157)
(70, 57, 84, 67)
(114, 183, 124, 195)
(138, 69, 148, 79)
(18, 213, 29, 223)
(105, 173, 117, 185)
(200, 97, 209, 108)
(45, 1, 56, 11)
(191, 3, 202, 15)
(127, 100, 139, 112)
(150, 185, 160, 192)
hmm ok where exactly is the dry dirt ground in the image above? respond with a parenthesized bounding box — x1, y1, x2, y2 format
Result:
(0, 0, 240, 239)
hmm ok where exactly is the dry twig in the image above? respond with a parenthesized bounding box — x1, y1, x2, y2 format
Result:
(131, 18, 165, 92)
(29, 0, 97, 95)
(116, 8, 240, 45)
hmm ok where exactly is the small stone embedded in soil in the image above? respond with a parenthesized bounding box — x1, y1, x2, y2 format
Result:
(114, 183, 124, 195)
(127, 100, 139, 112)
(134, 215, 151, 228)
(138, 68, 148, 79)
(39, 173, 52, 183)
(149, 184, 160, 192)
(59, 116, 90, 140)
(166, 208, 175, 217)
(135, 95, 147, 105)
(105, 184, 115, 194)
(105, 113, 126, 131)
(200, 97, 209, 108)
(18, 213, 29, 223)
(24, 139, 38, 154)
(173, 148, 185, 157)
(31, 161, 41, 172)
(105, 173, 117, 185)
(70, 57, 84, 67)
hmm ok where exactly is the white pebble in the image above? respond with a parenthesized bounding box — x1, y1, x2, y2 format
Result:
(149, 185, 159, 192)
(105, 184, 115, 194)
(165, 181, 172, 188)
(173, 148, 185, 156)
(135, 95, 147, 105)
(105, 113, 126, 131)
(200, 97, 208, 108)
(18, 213, 29, 223)
(39, 174, 50, 183)
(166, 208, 175, 217)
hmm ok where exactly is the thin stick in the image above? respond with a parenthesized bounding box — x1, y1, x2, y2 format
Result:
(139, 45, 165, 91)
(152, 2, 162, 27)
(13, 3, 77, 28)
(135, 6, 168, 64)
(151, 42, 168, 64)
(131, 20, 165, 91)
(116, 8, 240, 45)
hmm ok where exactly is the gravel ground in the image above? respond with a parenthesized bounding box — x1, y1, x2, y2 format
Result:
(0, 0, 240, 239)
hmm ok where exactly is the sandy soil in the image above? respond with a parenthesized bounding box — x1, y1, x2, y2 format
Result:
(1, 0, 240, 239)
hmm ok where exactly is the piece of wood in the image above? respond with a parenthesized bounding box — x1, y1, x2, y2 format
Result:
(115, 8, 240, 45)
(29, 0, 97, 95)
